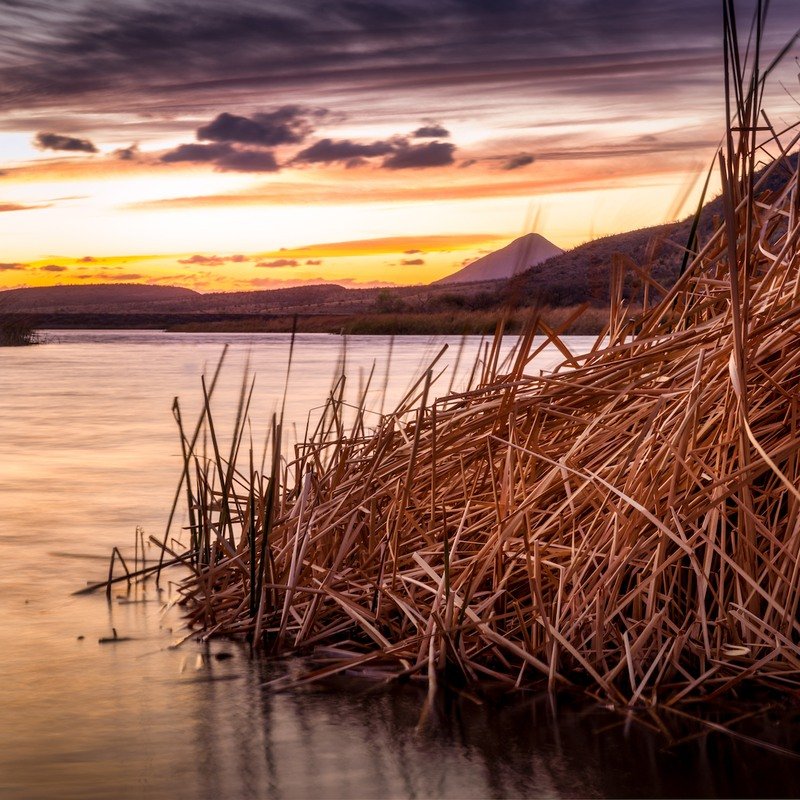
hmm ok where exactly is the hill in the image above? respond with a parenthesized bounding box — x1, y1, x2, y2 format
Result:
(434, 232, 563, 284)
(508, 152, 798, 307)
(0, 283, 199, 313)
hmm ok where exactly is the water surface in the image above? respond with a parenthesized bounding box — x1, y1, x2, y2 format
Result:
(1, 331, 797, 799)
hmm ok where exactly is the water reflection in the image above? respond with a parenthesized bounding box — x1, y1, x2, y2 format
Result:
(1, 331, 797, 799)
(182, 646, 800, 799)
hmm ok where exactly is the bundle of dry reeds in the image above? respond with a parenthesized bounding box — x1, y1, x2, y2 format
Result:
(157, 4, 800, 706)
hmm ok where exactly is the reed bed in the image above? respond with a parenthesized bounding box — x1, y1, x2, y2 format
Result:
(143, 5, 800, 706)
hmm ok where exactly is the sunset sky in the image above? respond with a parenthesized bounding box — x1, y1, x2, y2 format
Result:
(1, 0, 798, 292)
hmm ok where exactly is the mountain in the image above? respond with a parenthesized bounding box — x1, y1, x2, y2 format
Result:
(433, 232, 564, 285)
(0, 283, 199, 313)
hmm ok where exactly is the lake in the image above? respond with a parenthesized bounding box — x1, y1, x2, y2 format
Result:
(1, 331, 797, 799)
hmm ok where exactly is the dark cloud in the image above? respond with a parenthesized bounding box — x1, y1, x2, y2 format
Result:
(215, 148, 279, 172)
(161, 140, 278, 172)
(197, 107, 322, 146)
(0, 1, 761, 116)
(502, 153, 535, 170)
(403, 249, 422, 254)
(256, 258, 300, 268)
(383, 141, 456, 169)
(113, 144, 139, 160)
(305, 259, 323, 265)
(401, 257, 425, 265)
(413, 124, 450, 138)
(293, 138, 396, 164)
(40, 264, 67, 272)
(161, 142, 233, 163)
(4, 0, 796, 198)
(0, 262, 24, 271)
(34, 132, 97, 153)
(79, 256, 96, 262)
(293, 136, 457, 169)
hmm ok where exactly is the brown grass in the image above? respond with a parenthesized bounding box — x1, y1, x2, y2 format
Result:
(100, 4, 800, 708)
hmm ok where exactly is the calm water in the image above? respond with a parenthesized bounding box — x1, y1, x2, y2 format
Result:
(1, 331, 798, 799)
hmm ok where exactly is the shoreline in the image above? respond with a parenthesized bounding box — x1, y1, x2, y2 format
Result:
(5, 306, 611, 337)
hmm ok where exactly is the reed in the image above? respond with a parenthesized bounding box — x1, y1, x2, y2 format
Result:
(0, 316, 39, 346)
(120, 2, 800, 707)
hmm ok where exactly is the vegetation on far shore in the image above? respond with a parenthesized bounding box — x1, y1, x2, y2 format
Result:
(0, 317, 39, 346)
(166, 305, 613, 336)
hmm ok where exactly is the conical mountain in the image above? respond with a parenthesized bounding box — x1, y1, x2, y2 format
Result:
(434, 232, 563, 285)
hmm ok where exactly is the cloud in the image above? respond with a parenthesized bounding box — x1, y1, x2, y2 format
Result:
(293, 138, 395, 164)
(40, 264, 67, 272)
(161, 141, 278, 172)
(215, 148, 279, 172)
(197, 107, 322, 146)
(2, 0, 793, 153)
(293, 136, 457, 169)
(305, 259, 323, 265)
(77, 271, 143, 280)
(0, 262, 24, 271)
(401, 258, 425, 265)
(161, 142, 234, 163)
(0, 202, 48, 212)
(178, 253, 252, 265)
(113, 144, 139, 160)
(79, 256, 96, 262)
(413, 124, 450, 138)
(502, 153, 535, 170)
(382, 141, 456, 169)
(255, 258, 300, 268)
(179, 254, 227, 266)
(403, 249, 422, 254)
(34, 132, 97, 153)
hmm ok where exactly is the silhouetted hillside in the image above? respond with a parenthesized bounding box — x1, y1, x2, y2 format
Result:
(0, 283, 199, 313)
(508, 152, 798, 307)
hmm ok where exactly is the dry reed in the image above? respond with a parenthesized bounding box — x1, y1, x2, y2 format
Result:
(134, 3, 800, 706)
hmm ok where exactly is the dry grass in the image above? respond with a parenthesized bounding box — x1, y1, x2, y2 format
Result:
(111, 3, 800, 707)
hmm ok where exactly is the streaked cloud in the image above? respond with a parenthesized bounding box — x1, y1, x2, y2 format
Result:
(256, 258, 300, 268)
(0, 202, 50, 212)
(501, 153, 534, 170)
(178, 254, 252, 265)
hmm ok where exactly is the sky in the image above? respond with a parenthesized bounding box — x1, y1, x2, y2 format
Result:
(0, 0, 798, 292)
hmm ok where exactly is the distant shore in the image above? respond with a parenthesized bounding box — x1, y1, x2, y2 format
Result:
(8, 306, 610, 336)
